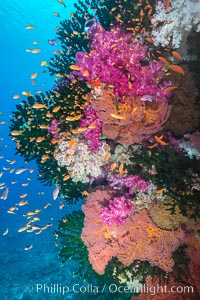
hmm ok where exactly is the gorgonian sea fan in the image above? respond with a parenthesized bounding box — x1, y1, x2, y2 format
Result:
(74, 25, 173, 100)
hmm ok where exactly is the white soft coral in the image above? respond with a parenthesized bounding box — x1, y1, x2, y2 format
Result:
(151, 0, 200, 49)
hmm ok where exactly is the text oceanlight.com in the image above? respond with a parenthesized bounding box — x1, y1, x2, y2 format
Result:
(34, 283, 194, 296)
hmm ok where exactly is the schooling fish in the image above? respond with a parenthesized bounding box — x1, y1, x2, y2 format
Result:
(84, 17, 97, 31)
(57, 0, 66, 8)
(3, 228, 9, 235)
(48, 39, 59, 46)
(15, 168, 29, 175)
(26, 25, 36, 30)
(53, 185, 60, 200)
(0, 186, 9, 200)
(24, 245, 33, 251)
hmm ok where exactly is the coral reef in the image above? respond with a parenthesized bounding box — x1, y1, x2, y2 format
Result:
(132, 261, 200, 300)
(151, 0, 200, 51)
(90, 88, 171, 144)
(9, 0, 200, 293)
(54, 136, 110, 183)
(81, 187, 184, 275)
(164, 67, 200, 136)
(148, 198, 194, 230)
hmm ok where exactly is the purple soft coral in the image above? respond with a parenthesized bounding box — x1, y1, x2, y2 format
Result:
(109, 174, 150, 195)
(80, 105, 103, 151)
(74, 25, 173, 99)
(99, 195, 135, 226)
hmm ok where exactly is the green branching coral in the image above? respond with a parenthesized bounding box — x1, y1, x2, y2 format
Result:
(10, 80, 90, 201)
(126, 145, 200, 219)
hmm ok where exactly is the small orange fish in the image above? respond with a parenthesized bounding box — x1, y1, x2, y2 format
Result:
(63, 175, 71, 181)
(26, 25, 36, 30)
(54, 12, 60, 17)
(88, 123, 97, 129)
(147, 144, 157, 149)
(41, 155, 49, 162)
(154, 135, 169, 146)
(169, 64, 186, 76)
(83, 70, 89, 77)
(11, 130, 24, 136)
(18, 226, 28, 232)
(103, 152, 111, 162)
(69, 65, 82, 71)
(13, 94, 21, 99)
(20, 194, 28, 199)
(156, 189, 165, 194)
(26, 48, 41, 54)
(110, 162, 117, 172)
(39, 125, 49, 129)
(158, 57, 170, 65)
(163, 86, 177, 92)
(57, 0, 66, 7)
(145, 37, 154, 44)
(171, 51, 183, 62)
(68, 140, 77, 149)
(81, 190, 89, 196)
(66, 115, 82, 121)
(53, 106, 60, 113)
(36, 137, 45, 143)
(77, 127, 88, 132)
(18, 200, 29, 206)
(118, 163, 124, 175)
(40, 60, 48, 67)
(51, 138, 58, 144)
(30, 72, 38, 79)
(32, 103, 47, 109)
(22, 91, 33, 97)
(110, 113, 125, 120)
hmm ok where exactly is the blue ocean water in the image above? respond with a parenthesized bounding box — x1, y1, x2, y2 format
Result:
(0, 1, 90, 299)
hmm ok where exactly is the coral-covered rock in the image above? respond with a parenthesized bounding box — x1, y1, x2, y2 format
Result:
(185, 232, 200, 265)
(132, 262, 200, 300)
(164, 68, 200, 136)
(81, 187, 184, 275)
(148, 198, 191, 230)
(90, 89, 171, 144)
(187, 131, 200, 152)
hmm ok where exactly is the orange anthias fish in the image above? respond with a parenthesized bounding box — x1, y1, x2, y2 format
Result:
(154, 135, 169, 146)
(57, 0, 66, 8)
(26, 25, 36, 30)
(163, 86, 177, 92)
(69, 64, 82, 71)
(171, 51, 183, 62)
(30, 72, 38, 79)
(118, 163, 124, 175)
(26, 48, 41, 54)
(158, 57, 170, 65)
(169, 64, 186, 76)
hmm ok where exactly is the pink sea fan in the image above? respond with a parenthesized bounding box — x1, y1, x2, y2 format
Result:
(81, 187, 185, 275)
(99, 195, 135, 226)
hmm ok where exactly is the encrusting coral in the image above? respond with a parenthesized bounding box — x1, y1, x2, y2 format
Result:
(148, 197, 192, 230)
(81, 186, 184, 275)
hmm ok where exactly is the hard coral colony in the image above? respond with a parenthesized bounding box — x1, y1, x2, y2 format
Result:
(10, 0, 200, 298)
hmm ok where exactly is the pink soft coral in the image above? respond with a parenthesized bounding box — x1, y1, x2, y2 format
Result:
(99, 195, 135, 226)
(81, 186, 184, 275)
(75, 25, 173, 100)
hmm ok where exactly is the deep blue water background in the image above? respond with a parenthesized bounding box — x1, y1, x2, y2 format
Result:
(0, 1, 88, 299)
